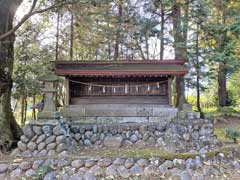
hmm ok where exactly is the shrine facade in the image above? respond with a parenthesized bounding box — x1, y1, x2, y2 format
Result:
(54, 60, 188, 123)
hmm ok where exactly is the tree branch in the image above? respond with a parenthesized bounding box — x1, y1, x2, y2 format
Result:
(0, 0, 78, 41)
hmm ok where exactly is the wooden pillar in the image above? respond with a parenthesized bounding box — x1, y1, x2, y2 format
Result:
(65, 77, 70, 106)
(168, 76, 172, 106)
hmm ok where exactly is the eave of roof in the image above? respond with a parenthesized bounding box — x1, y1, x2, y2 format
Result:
(56, 70, 188, 76)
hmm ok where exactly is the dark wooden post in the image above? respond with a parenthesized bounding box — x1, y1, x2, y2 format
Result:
(65, 77, 70, 106)
(168, 76, 172, 106)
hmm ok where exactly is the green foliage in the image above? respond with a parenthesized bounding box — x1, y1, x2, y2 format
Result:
(32, 165, 53, 180)
(225, 128, 240, 143)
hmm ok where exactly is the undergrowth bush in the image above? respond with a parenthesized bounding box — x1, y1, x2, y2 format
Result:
(225, 128, 240, 143)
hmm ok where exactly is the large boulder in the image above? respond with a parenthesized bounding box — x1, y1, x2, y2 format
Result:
(103, 135, 123, 148)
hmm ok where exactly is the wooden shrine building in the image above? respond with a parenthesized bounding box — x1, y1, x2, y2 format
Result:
(54, 60, 188, 123)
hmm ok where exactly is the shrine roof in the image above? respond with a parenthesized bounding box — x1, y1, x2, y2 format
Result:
(54, 60, 188, 77)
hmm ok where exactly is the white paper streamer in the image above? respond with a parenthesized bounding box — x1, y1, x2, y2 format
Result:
(125, 84, 128, 94)
(103, 86, 106, 93)
(157, 82, 160, 89)
(147, 85, 150, 92)
(113, 87, 116, 94)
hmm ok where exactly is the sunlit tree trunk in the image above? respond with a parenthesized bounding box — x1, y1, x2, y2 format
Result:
(172, 0, 188, 109)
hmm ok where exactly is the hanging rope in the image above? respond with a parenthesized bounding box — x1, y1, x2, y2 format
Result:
(69, 79, 168, 88)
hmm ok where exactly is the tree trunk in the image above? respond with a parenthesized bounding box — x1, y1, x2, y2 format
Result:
(70, 9, 74, 61)
(0, 0, 22, 151)
(114, 0, 123, 61)
(196, 24, 201, 113)
(218, 62, 227, 107)
(172, 1, 188, 109)
(160, 3, 164, 60)
(32, 95, 36, 120)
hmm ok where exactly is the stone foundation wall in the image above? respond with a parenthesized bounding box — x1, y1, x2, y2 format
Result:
(17, 118, 219, 157)
(1, 148, 240, 179)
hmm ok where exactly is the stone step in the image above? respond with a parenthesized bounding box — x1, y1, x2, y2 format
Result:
(71, 96, 168, 105)
(61, 107, 178, 118)
(65, 116, 174, 124)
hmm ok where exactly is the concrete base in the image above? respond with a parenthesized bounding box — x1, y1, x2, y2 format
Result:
(61, 104, 178, 123)
(38, 111, 60, 120)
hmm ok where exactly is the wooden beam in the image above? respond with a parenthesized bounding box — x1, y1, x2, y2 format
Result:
(168, 76, 172, 106)
(65, 77, 70, 106)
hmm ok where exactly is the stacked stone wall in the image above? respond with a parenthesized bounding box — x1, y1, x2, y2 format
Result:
(17, 118, 219, 157)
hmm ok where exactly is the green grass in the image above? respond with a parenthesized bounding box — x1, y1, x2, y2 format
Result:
(214, 128, 240, 143)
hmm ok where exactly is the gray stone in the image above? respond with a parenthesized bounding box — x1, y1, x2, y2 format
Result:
(135, 140, 146, 148)
(130, 164, 143, 176)
(75, 133, 82, 141)
(47, 143, 57, 150)
(90, 134, 99, 143)
(84, 173, 96, 180)
(103, 135, 123, 148)
(125, 158, 135, 168)
(85, 160, 96, 168)
(57, 159, 70, 168)
(180, 171, 192, 180)
(72, 159, 85, 169)
(85, 131, 93, 139)
(22, 125, 34, 139)
(147, 137, 156, 145)
(25, 169, 35, 177)
(21, 150, 32, 157)
(36, 134, 46, 144)
(137, 159, 149, 167)
(32, 160, 44, 170)
(156, 137, 166, 147)
(106, 165, 118, 177)
(84, 139, 92, 146)
(19, 161, 32, 170)
(39, 149, 48, 156)
(123, 140, 133, 146)
(173, 159, 185, 168)
(186, 158, 197, 170)
(38, 142, 46, 151)
(97, 158, 112, 168)
(109, 126, 118, 135)
(0, 173, 5, 179)
(8, 163, 18, 171)
(27, 142, 37, 151)
(89, 165, 104, 176)
(117, 165, 130, 178)
(33, 126, 43, 135)
(78, 167, 89, 175)
(0, 164, 8, 173)
(43, 171, 57, 180)
(18, 141, 27, 151)
(48, 150, 56, 156)
(56, 135, 66, 144)
(192, 131, 199, 140)
(144, 165, 159, 176)
(113, 158, 125, 165)
(129, 134, 138, 143)
(57, 143, 67, 153)
(46, 135, 56, 144)
(10, 168, 22, 179)
(159, 160, 173, 172)
(142, 132, 149, 141)
(183, 133, 190, 141)
(199, 124, 213, 136)
(70, 174, 83, 180)
(42, 125, 53, 136)
(195, 156, 202, 168)
(20, 135, 29, 143)
(53, 125, 64, 135)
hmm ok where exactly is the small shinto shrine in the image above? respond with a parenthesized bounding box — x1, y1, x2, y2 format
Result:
(54, 60, 188, 123)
